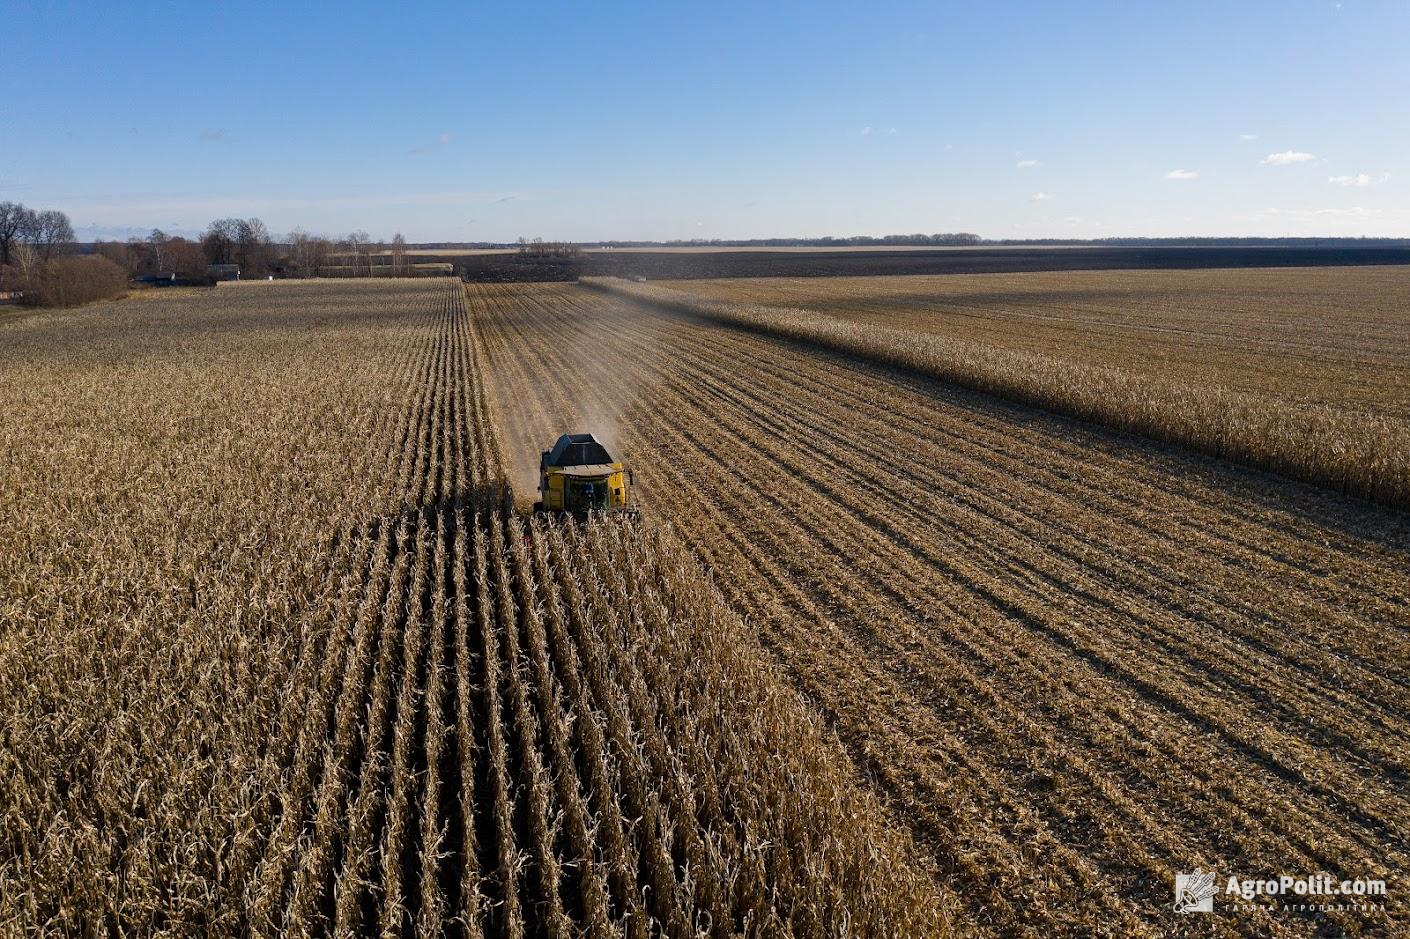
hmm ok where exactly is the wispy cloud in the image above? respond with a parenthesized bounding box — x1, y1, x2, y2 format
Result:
(1030, 191, 1054, 202)
(492, 194, 516, 204)
(410, 132, 452, 156)
(1238, 133, 1258, 141)
(1164, 169, 1199, 180)
(859, 125, 873, 137)
(1016, 159, 1040, 169)
(198, 129, 226, 142)
(1264, 206, 1384, 220)
(1262, 150, 1315, 165)
(1328, 172, 1390, 187)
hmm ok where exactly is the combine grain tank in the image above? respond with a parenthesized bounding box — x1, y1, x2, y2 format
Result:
(534, 432, 636, 517)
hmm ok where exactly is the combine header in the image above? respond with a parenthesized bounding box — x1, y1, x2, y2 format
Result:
(534, 432, 637, 517)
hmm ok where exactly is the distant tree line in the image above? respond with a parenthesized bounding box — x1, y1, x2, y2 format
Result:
(517, 237, 582, 258)
(94, 230, 206, 281)
(92, 221, 425, 281)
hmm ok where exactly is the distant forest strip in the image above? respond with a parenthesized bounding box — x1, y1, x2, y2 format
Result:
(584, 277, 1410, 512)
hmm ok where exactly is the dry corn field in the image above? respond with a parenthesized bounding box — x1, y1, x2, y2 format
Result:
(471, 278, 1410, 938)
(596, 269, 1410, 509)
(0, 280, 950, 937)
(669, 267, 1410, 418)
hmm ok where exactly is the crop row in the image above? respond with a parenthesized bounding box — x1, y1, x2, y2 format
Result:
(474, 280, 1410, 937)
(0, 279, 948, 936)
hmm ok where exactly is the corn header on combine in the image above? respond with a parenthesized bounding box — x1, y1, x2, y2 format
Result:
(534, 432, 637, 517)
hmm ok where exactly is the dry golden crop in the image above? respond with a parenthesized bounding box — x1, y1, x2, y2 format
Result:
(0, 280, 952, 936)
(582, 271, 1410, 509)
(472, 279, 1410, 938)
(667, 267, 1410, 419)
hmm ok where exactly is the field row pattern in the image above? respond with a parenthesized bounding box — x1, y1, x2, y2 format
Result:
(472, 281, 1410, 938)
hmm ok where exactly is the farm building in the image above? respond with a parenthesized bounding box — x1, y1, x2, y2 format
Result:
(207, 263, 240, 282)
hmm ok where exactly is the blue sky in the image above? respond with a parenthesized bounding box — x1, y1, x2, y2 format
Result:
(3, 0, 1407, 242)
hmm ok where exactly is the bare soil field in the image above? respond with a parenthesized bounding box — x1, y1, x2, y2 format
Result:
(0, 280, 946, 936)
(670, 267, 1410, 419)
(472, 280, 1410, 937)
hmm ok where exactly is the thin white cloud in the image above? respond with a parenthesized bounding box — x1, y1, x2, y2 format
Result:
(1265, 206, 1383, 220)
(410, 132, 452, 156)
(1262, 150, 1315, 165)
(1030, 191, 1054, 202)
(1238, 133, 1258, 141)
(859, 125, 873, 137)
(1016, 159, 1040, 169)
(1164, 169, 1199, 180)
(1328, 172, 1390, 187)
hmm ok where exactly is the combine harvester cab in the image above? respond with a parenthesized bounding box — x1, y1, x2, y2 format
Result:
(535, 432, 638, 519)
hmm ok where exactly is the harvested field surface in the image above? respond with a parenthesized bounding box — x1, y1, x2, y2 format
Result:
(585, 275, 1410, 510)
(472, 280, 1410, 937)
(670, 267, 1410, 419)
(453, 245, 1410, 283)
(0, 280, 948, 936)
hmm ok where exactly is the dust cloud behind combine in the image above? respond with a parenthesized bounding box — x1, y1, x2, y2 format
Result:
(468, 283, 660, 507)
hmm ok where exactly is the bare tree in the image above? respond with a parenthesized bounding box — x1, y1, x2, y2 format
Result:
(391, 233, 407, 276)
(147, 229, 168, 272)
(288, 229, 332, 277)
(164, 237, 205, 278)
(0, 202, 38, 267)
(21, 210, 74, 264)
(202, 218, 241, 266)
(344, 230, 371, 276)
(235, 218, 271, 275)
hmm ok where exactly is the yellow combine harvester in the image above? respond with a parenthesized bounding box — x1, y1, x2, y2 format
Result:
(534, 432, 636, 517)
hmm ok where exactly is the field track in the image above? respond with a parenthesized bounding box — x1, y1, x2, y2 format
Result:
(472, 281, 1410, 937)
